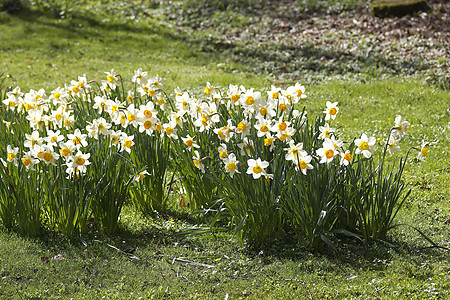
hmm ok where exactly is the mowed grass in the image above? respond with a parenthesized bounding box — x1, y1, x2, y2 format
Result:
(0, 9, 264, 91)
(1, 4, 449, 300)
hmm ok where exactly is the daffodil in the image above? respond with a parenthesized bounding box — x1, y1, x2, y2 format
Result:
(267, 85, 280, 101)
(24, 130, 43, 150)
(417, 141, 429, 161)
(69, 151, 91, 174)
(193, 150, 206, 173)
(134, 170, 150, 182)
(223, 153, 240, 178)
(387, 135, 401, 155)
(293, 82, 307, 99)
(132, 68, 148, 86)
(150, 75, 163, 91)
(254, 117, 272, 138)
(58, 141, 76, 158)
(284, 140, 307, 163)
(392, 115, 409, 139)
(86, 118, 111, 139)
(120, 134, 135, 154)
(340, 150, 352, 166)
(246, 158, 270, 180)
(45, 130, 64, 147)
(93, 95, 109, 114)
(105, 69, 118, 90)
(6, 145, 19, 166)
(324, 101, 339, 121)
(295, 154, 313, 175)
(181, 135, 200, 150)
(227, 84, 243, 103)
(67, 128, 88, 149)
(318, 123, 335, 139)
(204, 82, 213, 95)
(316, 139, 337, 164)
(40, 145, 60, 166)
(238, 137, 253, 156)
(163, 121, 178, 139)
(354, 133, 376, 158)
(21, 151, 37, 170)
(217, 143, 229, 160)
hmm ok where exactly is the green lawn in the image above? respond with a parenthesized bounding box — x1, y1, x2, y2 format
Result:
(0, 2, 449, 299)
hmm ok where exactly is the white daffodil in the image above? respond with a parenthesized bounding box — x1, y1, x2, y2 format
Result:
(392, 115, 410, 139)
(387, 135, 401, 155)
(134, 170, 150, 182)
(316, 139, 337, 164)
(293, 82, 307, 99)
(223, 153, 240, 178)
(69, 151, 91, 174)
(254, 117, 272, 138)
(21, 151, 38, 170)
(6, 145, 19, 166)
(263, 133, 276, 152)
(132, 68, 148, 86)
(120, 134, 135, 154)
(417, 141, 429, 161)
(59, 141, 76, 159)
(67, 128, 88, 149)
(93, 95, 109, 113)
(284, 140, 307, 163)
(24, 130, 43, 150)
(324, 101, 339, 121)
(105, 69, 118, 90)
(318, 123, 335, 140)
(340, 150, 352, 166)
(193, 150, 206, 173)
(246, 158, 270, 180)
(295, 154, 313, 175)
(181, 135, 200, 150)
(41, 146, 60, 166)
(217, 143, 229, 160)
(354, 133, 376, 158)
(45, 130, 65, 147)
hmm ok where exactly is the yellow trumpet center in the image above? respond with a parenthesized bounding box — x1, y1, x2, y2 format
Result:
(260, 107, 268, 116)
(219, 150, 228, 159)
(72, 86, 80, 94)
(359, 141, 369, 151)
(60, 148, 71, 156)
(22, 157, 31, 166)
(421, 147, 429, 157)
(329, 107, 337, 116)
(299, 160, 307, 170)
(344, 153, 352, 162)
(325, 149, 334, 159)
(260, 125, 269, 132)
(245, 96, 255, 106)
(75, 156, 86, 166)
(144, 120, 153, 130)
(43, 152, 53, 162)
(127, 114, 135, 122)
(237, 122, 247, 132)
(253, 165, 262, 174)
(124, 140, 132, 148)
(185, 139, 193, 147)
(107, 75, 115, 83)
(278, 122, 287, 131)
(232, 94, 240, 102)
(165, 127, 174, 135)
(7, 153, 15, 161)
(227, 162, 236, 172)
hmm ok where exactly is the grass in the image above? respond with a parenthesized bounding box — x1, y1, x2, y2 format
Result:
(0, 1, 449, 299)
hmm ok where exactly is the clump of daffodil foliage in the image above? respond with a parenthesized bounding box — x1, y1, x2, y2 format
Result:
(0, 69, 429, 249)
